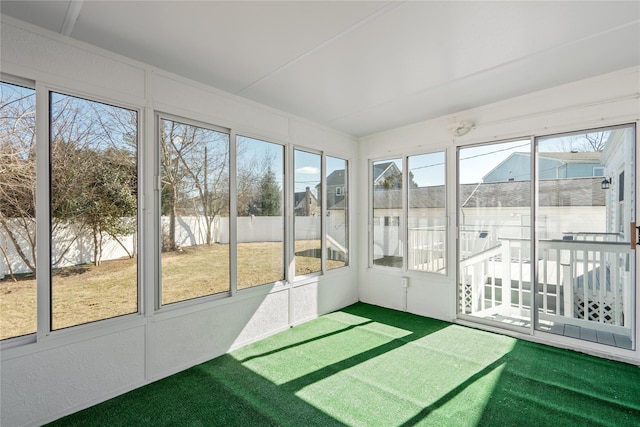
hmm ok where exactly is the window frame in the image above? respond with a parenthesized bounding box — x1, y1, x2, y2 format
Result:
(47, 88, 143, 332)
(155, 112, 232, 309)
(369, 151, 447, 275)
(235, 133, 288, 290)
(0, 81, 147, 347)
(0, 73, 354, 350)
(293, 147, 323, 279)
(0, 76, 38, 344)
(370, 156, 405, 270)
(325, 155, 349, 273)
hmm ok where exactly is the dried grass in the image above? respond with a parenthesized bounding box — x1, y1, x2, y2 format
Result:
(0, 240, 346, 340)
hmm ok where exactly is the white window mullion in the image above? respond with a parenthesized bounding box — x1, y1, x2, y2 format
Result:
(321, 153, 327, 274)
(229, 130, 238, 296)
(35, 83, 51, 339)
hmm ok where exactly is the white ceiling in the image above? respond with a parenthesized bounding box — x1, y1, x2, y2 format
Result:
(2, 1, 639, 137)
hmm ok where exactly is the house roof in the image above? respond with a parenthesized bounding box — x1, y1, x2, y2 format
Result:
(482, 151, 604, 182)
(538, 152, 602, 163)
(294, 189, 318, 206)
(373, 177, 605, 209)
(325, 169, 346, 187)
(462, 177, 605, 208)
(372, 162, 400, 183)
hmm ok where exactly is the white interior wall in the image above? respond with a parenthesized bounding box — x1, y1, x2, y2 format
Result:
(0, 18, 358, 427)
(359, 65, 640, 363)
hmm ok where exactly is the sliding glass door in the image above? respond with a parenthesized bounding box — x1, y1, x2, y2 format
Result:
(458, 124, 636, 350)
(535, 125, 636, 349)
(458, 139, 533, 328)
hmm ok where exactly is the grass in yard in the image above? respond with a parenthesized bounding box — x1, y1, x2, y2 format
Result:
(0, 241, 347, 340)
(0, 274, 36, 339)
(161, 245, 230, 305)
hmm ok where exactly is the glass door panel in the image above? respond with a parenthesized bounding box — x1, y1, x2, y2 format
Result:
(535, 125, 636, 350)
(458, 140, 532, 328)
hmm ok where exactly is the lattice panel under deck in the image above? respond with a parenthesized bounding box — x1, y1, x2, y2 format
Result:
(573, 294, 622, 326)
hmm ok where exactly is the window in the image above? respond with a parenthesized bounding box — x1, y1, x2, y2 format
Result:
(384, 216, 400, 227)
(326, 156, 348, 270)
(408, 151, 446, 274)
(618, 170, 625, 234)
(294, 149, 321, 276)
(618, 171, 625, 202)
(371, 153, 446, 272)
(593, 167, 604, 177)
(159, 117, 230, 305)
(0, 81, 36, 340)
(458, 139, 531, 317)
(236, 136, 284, 289)
(50, 92, 138, 330)
(2, 76, 353, 342)
(372, 159, 403, 268)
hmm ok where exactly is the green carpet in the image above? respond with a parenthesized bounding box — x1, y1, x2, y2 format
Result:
(48, 303, 640, 426)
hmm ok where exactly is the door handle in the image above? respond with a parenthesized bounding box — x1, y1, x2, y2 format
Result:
(632, 222, 639, 250)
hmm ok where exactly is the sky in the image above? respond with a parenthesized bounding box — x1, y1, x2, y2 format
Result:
(458, 139, 531, 184)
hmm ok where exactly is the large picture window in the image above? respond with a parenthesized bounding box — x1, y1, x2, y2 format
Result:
(159, 117, 230, 305)
(0, 81, 37, 340)
(236, 136, 285, 289)
(50, 92, 138, 330)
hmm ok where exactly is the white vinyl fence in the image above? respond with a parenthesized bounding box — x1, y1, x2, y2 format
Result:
(1, 216, 344, 278)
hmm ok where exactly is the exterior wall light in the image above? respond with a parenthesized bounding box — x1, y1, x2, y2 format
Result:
(601, 177, 611, 190)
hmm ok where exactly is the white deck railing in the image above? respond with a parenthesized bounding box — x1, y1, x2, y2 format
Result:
(408, 226, 446, 272)
(459, 237, 633, 331)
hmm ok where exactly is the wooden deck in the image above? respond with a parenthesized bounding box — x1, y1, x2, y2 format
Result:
(490, 314, 633, 349)
(539, 321, 633, 349)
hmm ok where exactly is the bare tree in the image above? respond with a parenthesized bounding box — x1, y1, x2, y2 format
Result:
(583, 132, 608, 152)
(161, 119, 230, 250)
(50, 93, 137, 267)
(562, 131, 610, 152)
(0, 83, 36, 277)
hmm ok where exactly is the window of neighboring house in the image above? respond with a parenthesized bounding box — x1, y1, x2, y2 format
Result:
(618, 170, 625, 234)
(50, 92, 139, 331)
(372, 158, 403, 268)
(294, 149, 321, 276)
(384, 216, 400, 227)
(593, 167, 604, 177)
(408, 151, 446, 274)
(0, 80, 37, 340)
(326, 156, 348, 270)
(159, 116, 230, 305)
(236, 136, 285, 289)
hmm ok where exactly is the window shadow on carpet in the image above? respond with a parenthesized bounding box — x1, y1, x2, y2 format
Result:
(48, 303, 640, 427)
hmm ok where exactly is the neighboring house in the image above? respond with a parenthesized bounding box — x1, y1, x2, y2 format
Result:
(483, 152, 604, 183)
(323, 169, 347, 210)
(373, 161, 402, 189)
(373, 177, 607, 259)
(294, 187, 320, 216)
(600, 129, 635, 237)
